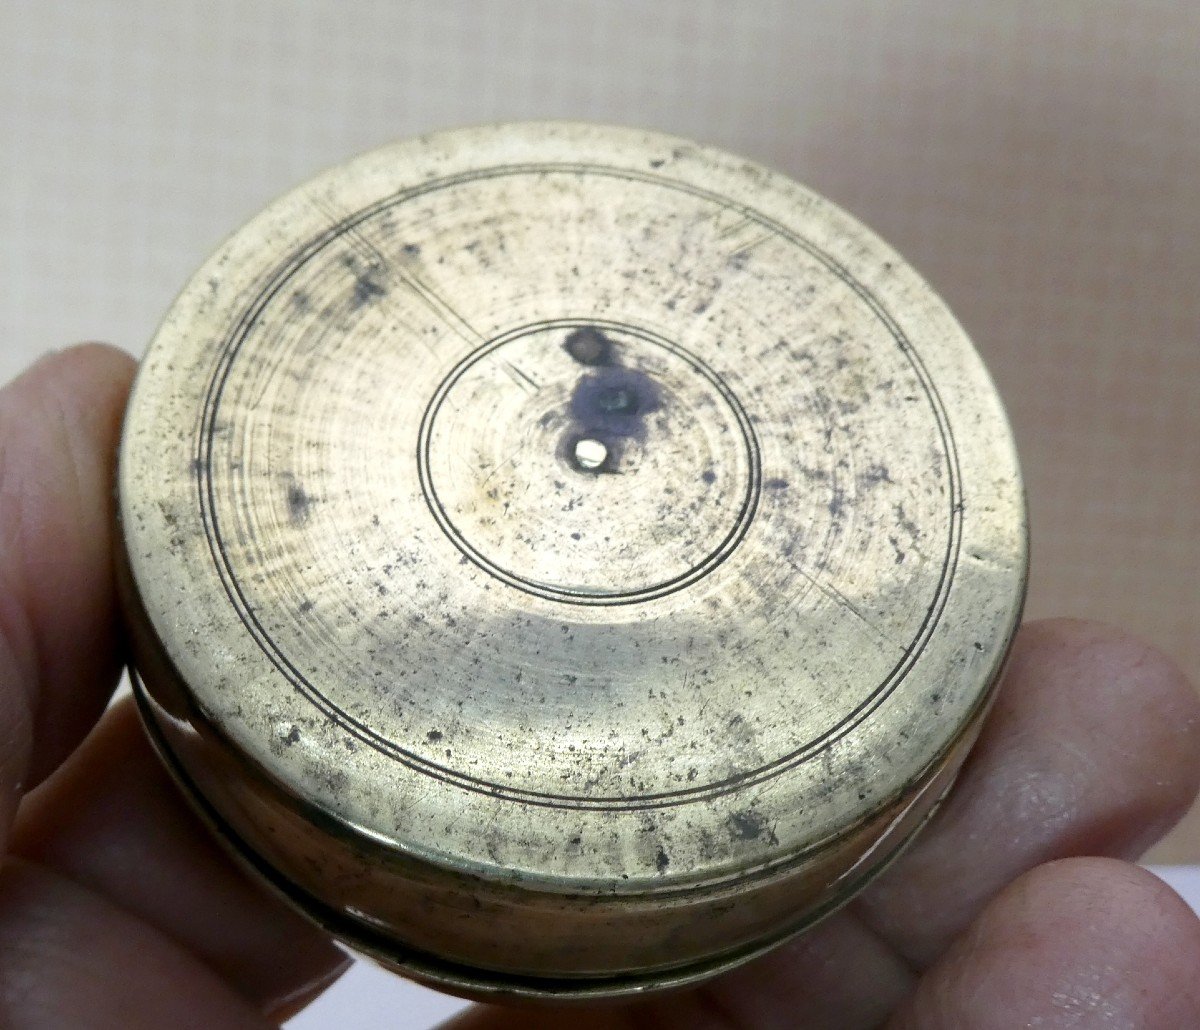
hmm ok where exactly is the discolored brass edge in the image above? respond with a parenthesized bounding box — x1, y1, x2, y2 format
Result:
(129, 662, 981, 1001)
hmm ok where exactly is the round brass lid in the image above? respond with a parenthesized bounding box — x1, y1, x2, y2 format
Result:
(117, 122, 1027, 998)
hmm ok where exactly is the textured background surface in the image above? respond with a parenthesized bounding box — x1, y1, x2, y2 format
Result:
(2, 3, 1197, 1024)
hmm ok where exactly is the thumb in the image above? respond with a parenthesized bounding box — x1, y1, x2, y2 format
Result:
(0, 343, 136, 845)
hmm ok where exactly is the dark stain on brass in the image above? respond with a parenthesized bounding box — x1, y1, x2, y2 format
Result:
(560, 325, 661, 477)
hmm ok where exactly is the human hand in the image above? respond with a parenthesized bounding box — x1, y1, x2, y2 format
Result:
(2, 344, 1198, 1028)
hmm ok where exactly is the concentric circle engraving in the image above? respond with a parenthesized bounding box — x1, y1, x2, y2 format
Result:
(190, 161, 964, 808)
(417, 319, 761, 604)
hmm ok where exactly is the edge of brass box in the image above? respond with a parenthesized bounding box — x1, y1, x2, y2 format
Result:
(116, 122, 1028, 1000)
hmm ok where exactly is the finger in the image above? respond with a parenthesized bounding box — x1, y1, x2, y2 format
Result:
(13, 698, 350, 1018)
(0, 344, 135, 827)
(886, 858, 1200, 1029)
(0, 858, 273, 1029)
(852, 618, 1200, 967)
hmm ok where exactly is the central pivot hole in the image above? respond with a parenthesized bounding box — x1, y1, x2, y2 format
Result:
(573, 437, 609, 470)
(419, 319, 759, 602)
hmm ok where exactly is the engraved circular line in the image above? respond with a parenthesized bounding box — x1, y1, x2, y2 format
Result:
(416, 317, 762, 604)
(192, 160, 964, 810)
(196, 163, 963, 807)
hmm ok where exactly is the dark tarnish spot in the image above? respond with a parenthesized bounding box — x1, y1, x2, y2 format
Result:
(426, 730, 443, 743)
(286, 484, 313, 523)
(284, 726, 301, 746)
(563, 326, 617, 367)
(570, 367, 660, 430)
(701, 469, 717, 485)
(894, 502, 920, 539)
(402, 242, 421, 258)
(765, 477, 789, 490)
(727, 810, 778, 845)
(560, 327, 663, 476)
(859, 464, 893, 487)
(352, 272, 387, 309)
(655, 845, 670, 873)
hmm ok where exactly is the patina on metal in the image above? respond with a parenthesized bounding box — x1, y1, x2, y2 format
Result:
(116, 122, 1028, 1000)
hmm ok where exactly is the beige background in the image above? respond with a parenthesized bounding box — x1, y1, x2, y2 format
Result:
(1, 4, 1196, 1018)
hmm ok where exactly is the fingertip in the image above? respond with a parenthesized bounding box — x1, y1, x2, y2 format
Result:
(5, 344, 137, 493)
(7, 342, 136, 400)
(891, 857, 1200, 1030)
(1024, 854, 1200, 925)
(1015, 618, 1200, 846)
(998, 855, 1200, 953)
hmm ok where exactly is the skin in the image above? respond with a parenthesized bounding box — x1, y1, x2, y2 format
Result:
(0, 343, 1198, 1028)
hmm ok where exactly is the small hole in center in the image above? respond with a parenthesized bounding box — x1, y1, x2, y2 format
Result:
(573, 437, 608, 470)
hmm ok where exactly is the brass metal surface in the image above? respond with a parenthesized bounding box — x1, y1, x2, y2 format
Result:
(116, 122, 1028, 998)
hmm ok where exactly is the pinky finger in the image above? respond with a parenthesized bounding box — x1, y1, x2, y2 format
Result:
(887, 857, 1200, 1030)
